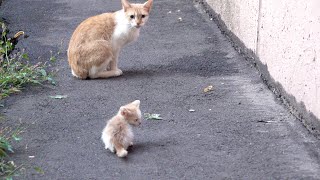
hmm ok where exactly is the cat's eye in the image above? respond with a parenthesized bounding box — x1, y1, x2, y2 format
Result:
(141, 15, 146, 18)
(130, 15, 135, 19)
(135, 119, 138, 121)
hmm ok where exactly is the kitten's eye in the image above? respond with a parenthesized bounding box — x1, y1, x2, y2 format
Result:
(141, 15, 146, 18)
(135, 119, 138, 121)
(130, 15, 135, 19)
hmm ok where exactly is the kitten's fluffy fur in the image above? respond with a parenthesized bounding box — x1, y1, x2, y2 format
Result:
(68, 0, 153, 79)
(101, 100, 142, 157)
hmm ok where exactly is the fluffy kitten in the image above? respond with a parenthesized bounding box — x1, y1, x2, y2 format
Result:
(101, 100, 142, 157)
(68, 0, 153, 79)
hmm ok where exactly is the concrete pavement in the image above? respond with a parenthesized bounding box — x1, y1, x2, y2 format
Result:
(1, 0, 320, 179)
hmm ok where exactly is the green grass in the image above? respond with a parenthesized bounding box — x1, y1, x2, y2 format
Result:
(0, 21, 56, 99)
(0, 20, 56, 179)
(0, 126, 24, 179)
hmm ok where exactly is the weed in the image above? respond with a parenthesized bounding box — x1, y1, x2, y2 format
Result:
(0, 126, 24, 179)
(0, 19, 57, 179)
(0, 21, 56, 99)
(144, 113, 163, 120)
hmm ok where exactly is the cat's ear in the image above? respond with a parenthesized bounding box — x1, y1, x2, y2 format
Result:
(143, 0, 153, 12)
(132, 100, 140, 108)
(120, 106, 129, 116)
(121, 0, 131, 11)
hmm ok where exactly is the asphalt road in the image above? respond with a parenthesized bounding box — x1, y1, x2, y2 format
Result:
(1, 0, 320, 179)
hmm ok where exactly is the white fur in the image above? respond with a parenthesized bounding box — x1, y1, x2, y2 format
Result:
(71, 69, 79, 78)
(112, 10, 140, 49)
(101, 129, 114, 152)
(124, 125, 134, 149)
(117, 149, 128, 157)
(101, 117, 134, 154)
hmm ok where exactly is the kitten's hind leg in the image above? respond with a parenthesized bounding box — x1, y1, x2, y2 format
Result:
(101, 133, 115, 153)
(113, 140, 128, 158)
(107, 145, 115, 153)
(116, 148, 128, 158)
(104, 140, 115, 153)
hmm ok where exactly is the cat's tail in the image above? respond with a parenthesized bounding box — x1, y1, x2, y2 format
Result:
(67, 48, 89, 79)
(70, 67, 88, 80)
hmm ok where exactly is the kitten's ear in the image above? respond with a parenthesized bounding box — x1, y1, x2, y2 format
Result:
(120, 106, 129, 116)
(121, 0, 131, 11)
(132, 100, 140, 108)
(143, 0, 153, 12)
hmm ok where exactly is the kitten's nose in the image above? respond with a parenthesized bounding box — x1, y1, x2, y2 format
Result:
(135, 23, 141, 28)
(135, 21, 142, 28)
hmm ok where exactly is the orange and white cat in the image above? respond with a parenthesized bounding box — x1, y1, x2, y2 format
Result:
(101, 100, 142, 157)
(68, 0, 153, 79)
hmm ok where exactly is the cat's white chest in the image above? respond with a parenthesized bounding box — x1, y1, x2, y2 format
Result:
(112, 12, 140, 49)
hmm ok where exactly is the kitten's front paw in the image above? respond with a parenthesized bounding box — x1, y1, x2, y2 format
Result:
(114, 69, 123, 76)
(117, 149, 128, 158)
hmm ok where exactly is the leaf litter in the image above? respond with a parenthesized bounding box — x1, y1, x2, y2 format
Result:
(203, 85, 214, 93)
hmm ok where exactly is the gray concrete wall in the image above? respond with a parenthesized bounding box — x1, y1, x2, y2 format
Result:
(204, 0, 320, 132)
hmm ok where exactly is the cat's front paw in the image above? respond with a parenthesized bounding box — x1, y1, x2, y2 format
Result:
(117, 149, 128, 158)
(114, 69, 123, 76)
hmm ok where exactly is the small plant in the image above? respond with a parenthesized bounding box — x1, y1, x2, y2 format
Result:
(0, 126, 24, 179)
(144, 113, 163, 120)
(0, 21, 56, 99)
(0, 20, 56, 179)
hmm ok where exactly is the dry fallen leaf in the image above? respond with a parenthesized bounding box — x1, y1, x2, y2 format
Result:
(203, 85, 214, 93)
